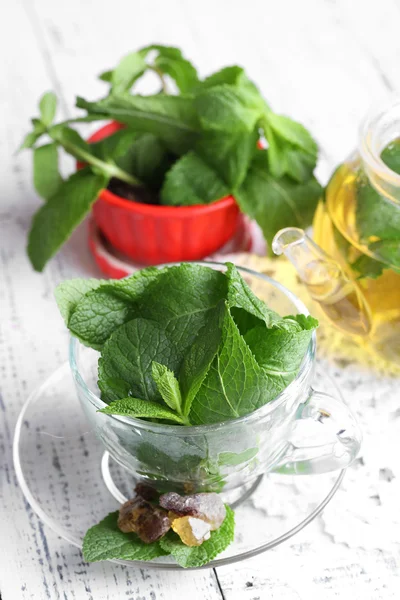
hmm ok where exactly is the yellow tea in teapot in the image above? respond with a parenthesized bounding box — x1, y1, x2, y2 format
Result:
(273, 100, 400, 364)
(313, 141, 400, 363)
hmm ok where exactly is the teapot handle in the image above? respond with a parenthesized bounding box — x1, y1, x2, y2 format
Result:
(273, 387, 362, 475)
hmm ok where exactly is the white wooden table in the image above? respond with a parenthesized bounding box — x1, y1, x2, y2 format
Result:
(1, 0, 400, 598)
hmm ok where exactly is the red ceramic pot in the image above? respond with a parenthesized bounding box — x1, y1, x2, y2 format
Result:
(86, 122, 240, 265)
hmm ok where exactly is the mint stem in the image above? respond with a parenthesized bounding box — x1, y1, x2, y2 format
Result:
(48, 131, 143, 187)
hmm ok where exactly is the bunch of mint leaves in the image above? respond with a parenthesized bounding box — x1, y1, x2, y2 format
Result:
(82, 504, 235, 568)
(21, 44, 322, 272)
(56, 262, 318, 427)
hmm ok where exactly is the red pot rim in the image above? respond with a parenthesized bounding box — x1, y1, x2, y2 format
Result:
(85, 122, 237, 218)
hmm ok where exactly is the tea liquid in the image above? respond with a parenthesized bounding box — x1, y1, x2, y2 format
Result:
(313, 161, 400, 362)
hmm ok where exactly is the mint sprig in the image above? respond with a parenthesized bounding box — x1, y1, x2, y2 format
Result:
(22, 46, 321, 272)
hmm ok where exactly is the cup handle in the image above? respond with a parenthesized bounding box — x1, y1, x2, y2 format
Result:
(273, 387, 362, 475)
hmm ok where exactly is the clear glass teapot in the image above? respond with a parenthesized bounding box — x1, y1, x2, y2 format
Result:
(273, 99, 400, 364)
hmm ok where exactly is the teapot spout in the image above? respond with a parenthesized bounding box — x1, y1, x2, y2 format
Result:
(272, 227, 372, 337)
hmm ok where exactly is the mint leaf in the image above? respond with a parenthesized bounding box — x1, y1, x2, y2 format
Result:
(90, 128, 138, 163)
(99, 318, 180, 403)
(236, 150, 322, 247)
(225, 262, 285, 331)
(67, 267, 163, 348)
(144, 44, 199, 93)
(27, 168, 108, 271)
(68, 290, 134, 350)
(54, 278, 106, 326)
(160, 151, 229, 206)
(244, 317, 317, 387)
(263, 113, 318, 182)
(351, 254, 386, 280)
(190, 305, 279, 424)
(76, 95, 200, 155)
(151, 362, 182, 413)
(99, 397, 186, 424)
(98, 378, 131, 403)
(194, 84, 264, 133)
(82, 511, 167, 562)
(195, 127, 258, 189)
(39, 91, 57, 126)
(159, 505, 234, 568)
(179, 301, 225, 417)
(218, 447, 258, 466)
(109, 50, 147, 94)
(136, 264, 228, 357)
(115, 133, 173, 191)
(33, 143, 63, 200)
(355, 173, 400, 245)
(199, 66, 246, 90)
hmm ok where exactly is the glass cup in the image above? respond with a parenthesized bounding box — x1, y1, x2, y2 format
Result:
(69, 263, 361, 494)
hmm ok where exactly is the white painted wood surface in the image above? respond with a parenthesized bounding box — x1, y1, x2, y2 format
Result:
(1, 0, 400, 598)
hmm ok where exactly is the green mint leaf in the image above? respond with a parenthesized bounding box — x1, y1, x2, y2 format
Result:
(98, 69, 112, 82)
(98, 318, 180, 403)
(33, 143, 63, 200)
(90, 128, 139, 163)
(77, 95, 200, 155)
(218, 447, 258, 466)
(236, 150, 322, 248)
(67, 267, 163, 348)
(367, 240, 400, 270)
(355, 173, 400, 243)
(27, 168, 108, 271)
(179, 301, 225, 417)
(69, 290, 135, 350)
(115, 133, 173, 192)
(244, 316, 317, 386)
(49, 124, 91, 158)
(263, 113, 318, 182)
(190, 305, 279, 424)
(39, 91, 57, 126)
(381, 139, 400, 174)
(19, 131, 43, 150)
(195, 127, 258, 189)
(159, 505, 234, 568)
(151, 362, 182, 413)
(194, 84, 264, 133)
(135, 264, 228, 359)
(225, 262, 285, 332)
(54, 278, 106, 326)
(82, 511, 167, 562)
(266, 113, 318, 157)
(98, 378, 132, 403)
(99, 397, 185, 424)
(160, 151, 230, 206)
(144, 44, 199, 93)
(199, 66, 246, 90)
(110, 50, 147, 94)
(351, 254, 386, 280)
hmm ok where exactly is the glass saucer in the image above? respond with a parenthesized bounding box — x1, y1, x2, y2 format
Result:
(13, 363, 345, 570)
